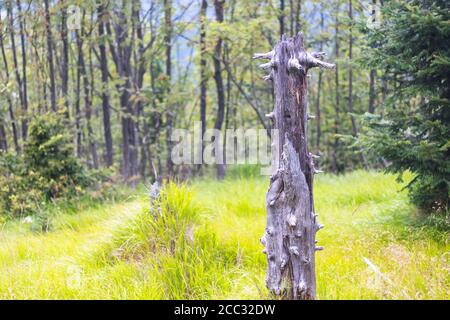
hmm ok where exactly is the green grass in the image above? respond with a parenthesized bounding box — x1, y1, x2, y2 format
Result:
(0, 171, 448, 299)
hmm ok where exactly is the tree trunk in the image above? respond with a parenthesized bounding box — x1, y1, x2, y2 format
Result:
(77, 14, 99, 169)
(7, 1, 25, 143)
(199, 0, 208, 172)
(0, 122, 6, 152)
(60, 1, 70, 119)
(368, 69, 376, 113)
(97, 3, 114, 167)
(0, 13, 20, 153)
(111, 3, 138, 182)
(348, 0, 357, 136)
(295, 0, 301, 34)
(164, 0, 174, 178)
(315, 10, 324, 152)
(332, 3, 341, 173)
(75, 31, 83, 159)
(16, 0, 28, 140)
(44, 0, 57, 113)
(213, 0, 226, 180)
(255, 32, 334, 300)
(279, 0, 285, 38)
(368, 0, 377, 114)
(289, 0, 294, 36)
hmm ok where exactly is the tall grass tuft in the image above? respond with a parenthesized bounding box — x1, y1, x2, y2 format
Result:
(99, 182, 237, 299)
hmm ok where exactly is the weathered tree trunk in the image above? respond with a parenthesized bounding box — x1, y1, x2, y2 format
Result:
(255, 32, 334, 300)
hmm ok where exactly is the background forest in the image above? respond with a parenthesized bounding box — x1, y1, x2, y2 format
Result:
(0, 0, 448, 300)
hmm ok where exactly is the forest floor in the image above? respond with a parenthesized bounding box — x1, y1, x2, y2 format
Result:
(0, 171, 448, 299)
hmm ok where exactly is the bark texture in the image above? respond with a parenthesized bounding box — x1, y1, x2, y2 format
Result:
(255, 32, 334, 300)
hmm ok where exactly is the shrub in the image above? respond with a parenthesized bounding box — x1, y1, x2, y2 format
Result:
(0, 113, 90, 217)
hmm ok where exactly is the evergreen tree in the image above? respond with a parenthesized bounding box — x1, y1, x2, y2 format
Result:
(361, 0, 450, 212)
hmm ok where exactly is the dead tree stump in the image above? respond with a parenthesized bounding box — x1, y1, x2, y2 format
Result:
(255, 32, 335, 300)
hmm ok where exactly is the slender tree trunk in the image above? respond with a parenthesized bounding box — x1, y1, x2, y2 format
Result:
(255, 32, 334, 300)
(368, 0, 377, 114)
(60, 1, 70, 118)
(289, 0, 294, 36)
(110, 1, 138, 182)
(97, 3, 114, 167)
(295, 0, 301, 34)
(332, 3, 341, 173)
(0, 14, 20, 153)
(85, 60, 99, 169)
(199, 0, 208, 172)
(16, 0, 28, 140)
(223, 44, 232, 177)
(213, 0, 226, 179)
(279, 0, 285, 38)
(44, 0, 57, 112)
(75, 33, 83, 159)
(368, 70, 376, 113)
(315, 11, 324, 151)
(348, 0, 357, 136)
(348, 0, 369, 169)
(164, 0, 174, 178)
(77, 14, 99, 169)
(150, 60, 161, 180)
(7, 1, 25, 142)
(0, 122, 7, 152)
(133, 0, 150, 181)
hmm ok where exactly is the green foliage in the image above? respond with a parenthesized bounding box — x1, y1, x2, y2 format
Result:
(360, 0, 450, 212)
(0, 113, 89, 217)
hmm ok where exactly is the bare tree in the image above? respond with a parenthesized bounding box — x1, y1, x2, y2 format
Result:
(255, 32, 334, 300)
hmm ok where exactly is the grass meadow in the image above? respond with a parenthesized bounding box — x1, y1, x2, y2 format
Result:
(0, 170, 448, 299)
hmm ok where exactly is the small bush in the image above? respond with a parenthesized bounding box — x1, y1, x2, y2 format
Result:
(0, 114, 90, 217)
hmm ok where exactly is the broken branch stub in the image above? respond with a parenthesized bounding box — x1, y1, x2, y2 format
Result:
(257, 32, 334, 300)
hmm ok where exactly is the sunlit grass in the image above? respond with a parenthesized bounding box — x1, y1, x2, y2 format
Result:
(0, 170, 448, 299)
